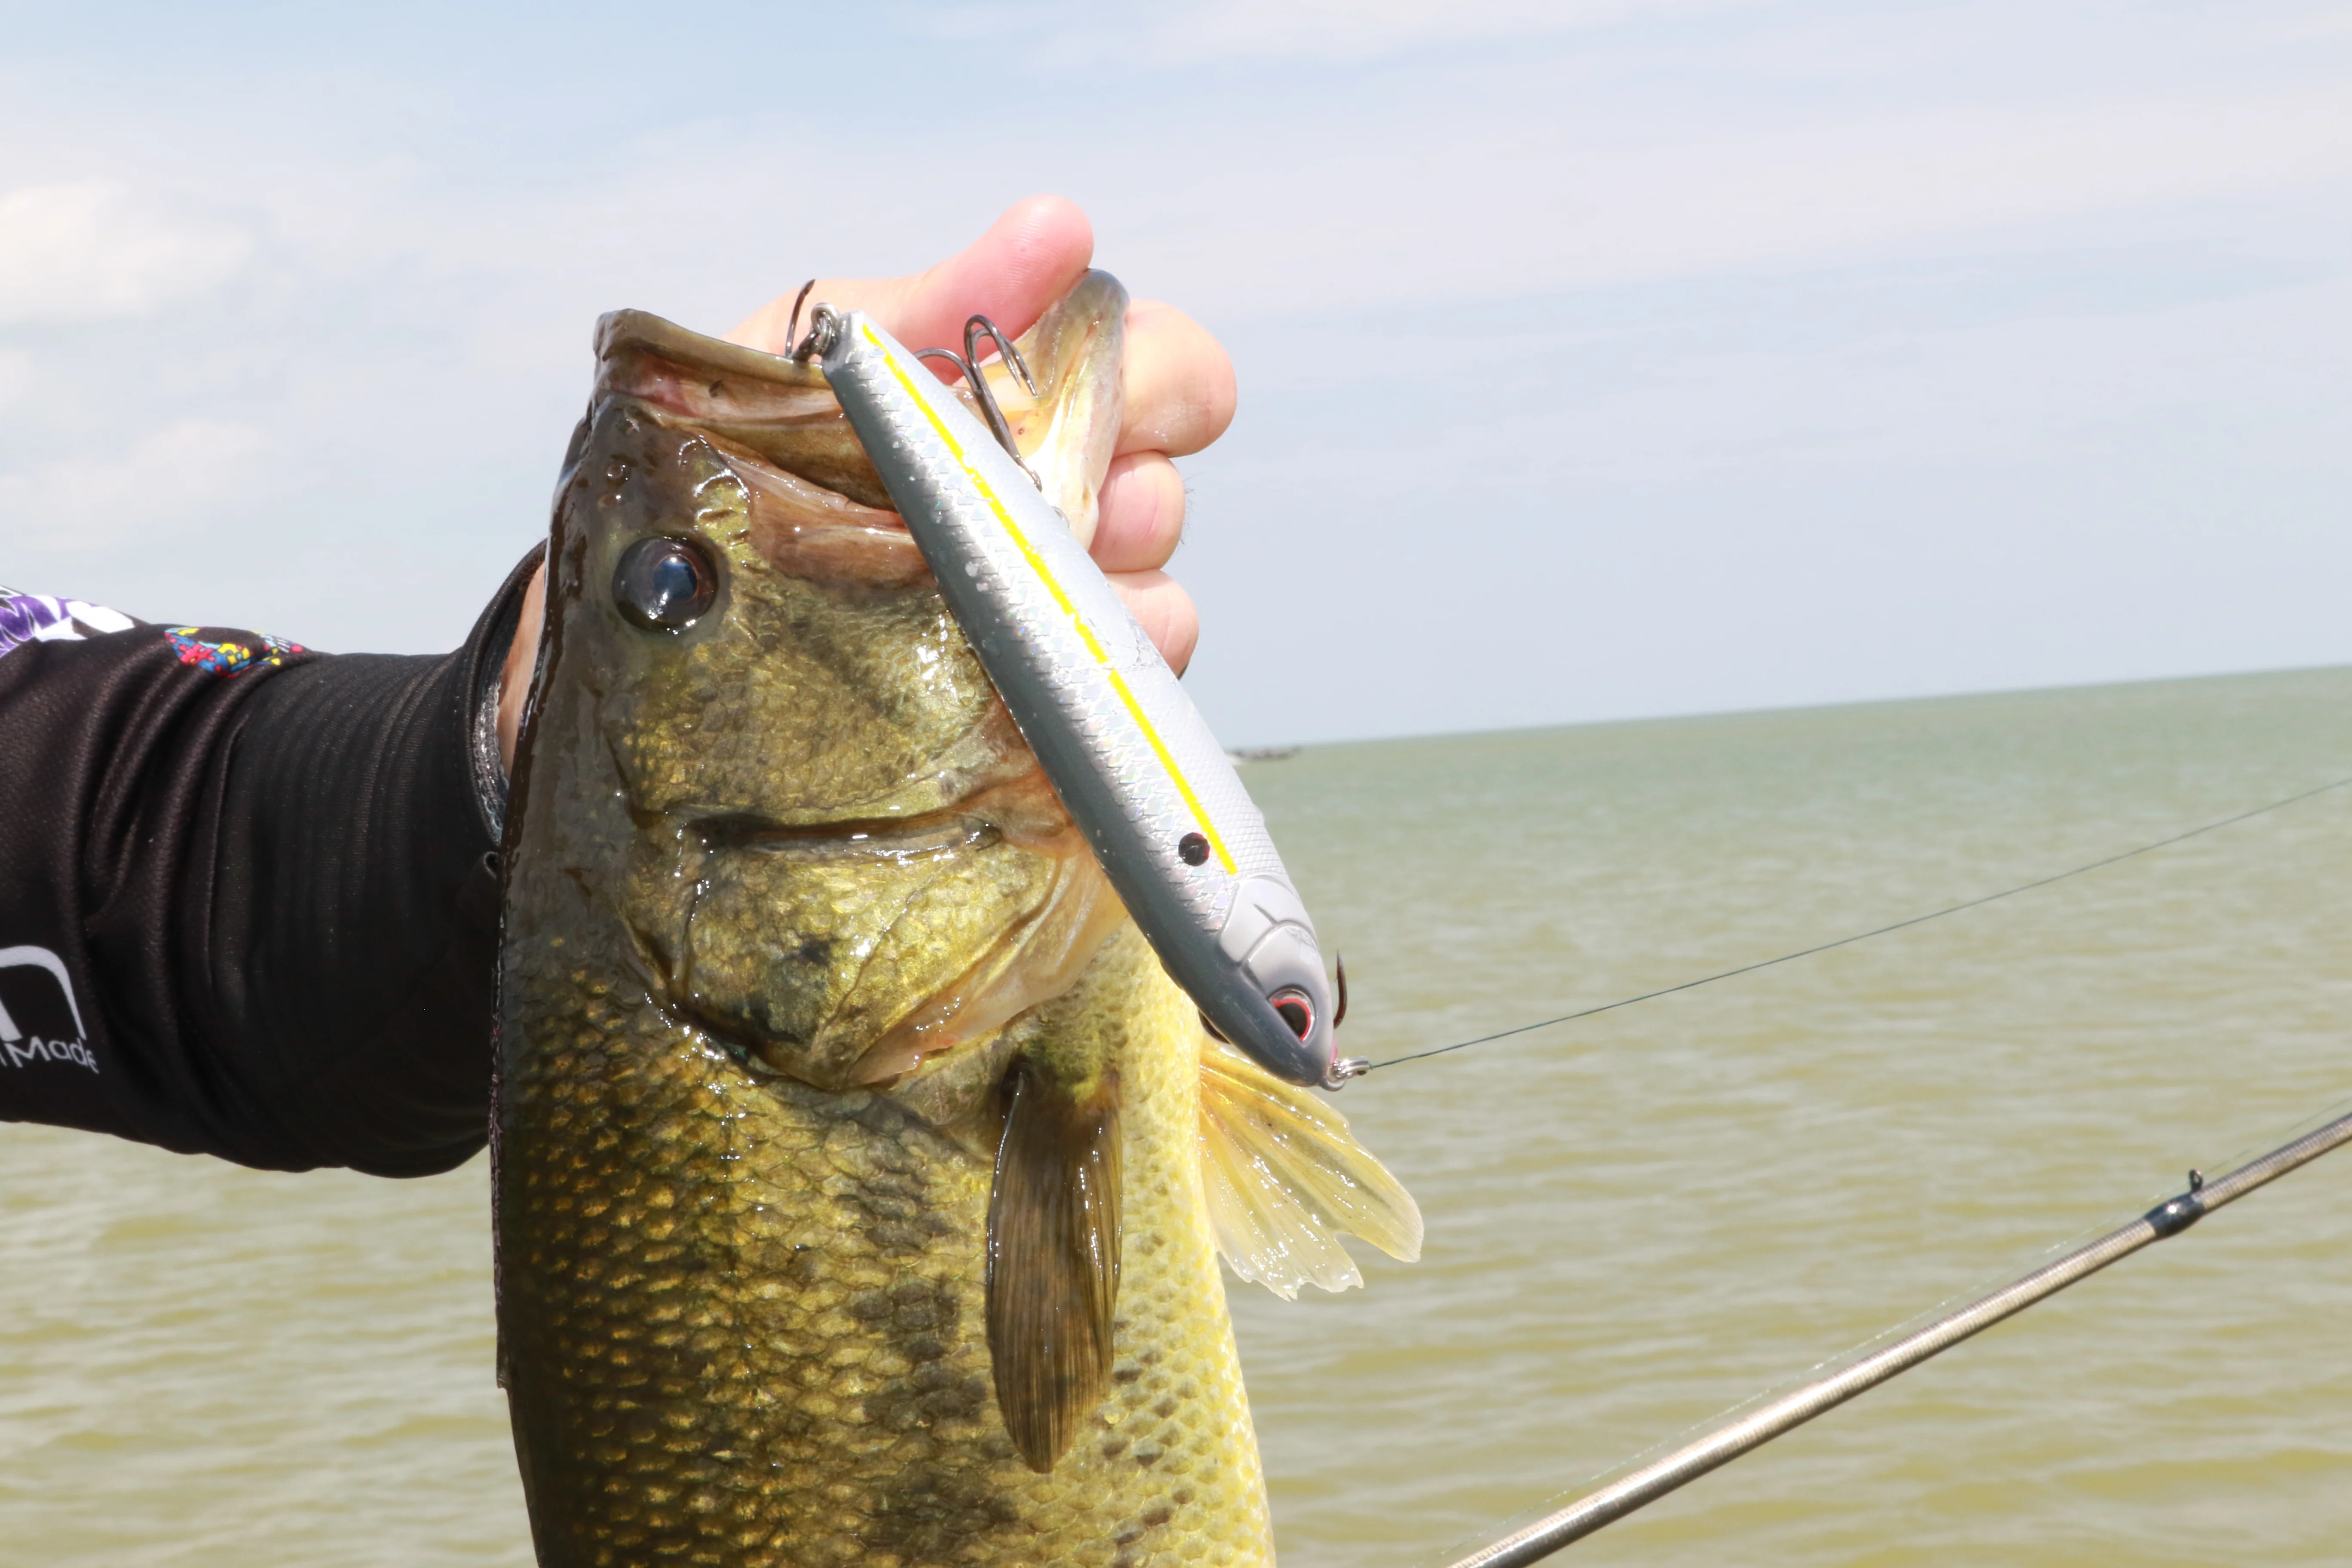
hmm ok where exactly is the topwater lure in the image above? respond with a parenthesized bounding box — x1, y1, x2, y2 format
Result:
(803, 282, 1356, 1089)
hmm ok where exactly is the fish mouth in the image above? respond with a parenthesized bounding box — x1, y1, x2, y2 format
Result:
(651, 807, 994, 1081)
(694, 807, 1006, 861)
(643, 773, 1121, 1098)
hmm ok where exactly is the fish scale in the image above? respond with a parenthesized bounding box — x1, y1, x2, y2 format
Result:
(502, 928, 1270, 1565)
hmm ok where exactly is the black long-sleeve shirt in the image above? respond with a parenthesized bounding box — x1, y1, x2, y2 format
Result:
(0, 551, 539, 1177)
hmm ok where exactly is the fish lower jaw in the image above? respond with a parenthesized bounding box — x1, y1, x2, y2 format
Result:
(637, 963, 1005, 1101)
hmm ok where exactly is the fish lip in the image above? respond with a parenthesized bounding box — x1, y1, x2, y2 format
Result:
(692, 808, 1003, 857)
(656, 800, 1031, 1090)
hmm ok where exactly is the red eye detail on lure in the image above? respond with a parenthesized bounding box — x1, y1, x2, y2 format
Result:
(1270, 989, 1313, 1041)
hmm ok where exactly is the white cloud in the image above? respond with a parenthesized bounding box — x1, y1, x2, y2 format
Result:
(0, 419, 276, 542)
(1128, 0, 1731, 62)
(0, 0, 2341, 711)
(913, 0, 1744, 63)
(0, 181, 251, 326)
(1072, 76, 2352, 320)
(719, 8, 2352, 329)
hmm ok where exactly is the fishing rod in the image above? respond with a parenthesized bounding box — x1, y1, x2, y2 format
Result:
(1362, 772, 2352, 1077)
(1439, 1101, 2352, 1567)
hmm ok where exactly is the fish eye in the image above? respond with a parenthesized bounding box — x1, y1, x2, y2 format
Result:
(613, 536, 718, 632)
(1269, 988, 1313, 1040)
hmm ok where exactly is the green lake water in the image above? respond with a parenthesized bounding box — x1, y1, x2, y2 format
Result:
(5, 666, 2348, 1564)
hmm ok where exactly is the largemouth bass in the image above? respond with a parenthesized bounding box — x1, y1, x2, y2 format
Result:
(496, 274, 1419, 1567)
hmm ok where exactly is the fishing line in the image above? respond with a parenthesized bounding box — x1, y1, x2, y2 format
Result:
(1432, 1086, 2352, 1566)
(1365, 771, 2352, 1075)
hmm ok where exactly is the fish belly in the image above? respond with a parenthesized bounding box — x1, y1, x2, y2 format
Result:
(498, 928, 1273, 1568)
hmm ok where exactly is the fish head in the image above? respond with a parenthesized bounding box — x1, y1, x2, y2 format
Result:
(520, 277, 1131, 1106)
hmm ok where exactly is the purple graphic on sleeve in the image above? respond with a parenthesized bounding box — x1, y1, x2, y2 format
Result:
(1, 587, 302, 676)
(0, 587, 137, 660)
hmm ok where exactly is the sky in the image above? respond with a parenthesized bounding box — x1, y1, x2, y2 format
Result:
(1, 0, 2346, 746)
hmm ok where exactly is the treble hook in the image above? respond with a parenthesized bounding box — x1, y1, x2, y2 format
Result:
(1319, 955, 1367, 1089)
(910, 317, 1039, 487)
(960, 314, 1040, 486)
(965, 314, 1038, 397)
(783, 279, 816, 358)
(797, 303, 1038, 485)
(913, 346, 975, 380)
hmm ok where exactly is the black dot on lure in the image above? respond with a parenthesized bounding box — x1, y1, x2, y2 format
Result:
(1176, 832, 1210, 866)
(614, 536, 718, 632)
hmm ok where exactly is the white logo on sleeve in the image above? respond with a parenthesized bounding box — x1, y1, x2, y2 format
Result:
(0, 945, 98, 1073)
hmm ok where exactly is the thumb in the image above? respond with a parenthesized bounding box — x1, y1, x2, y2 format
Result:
(726, 196, 1095, 366)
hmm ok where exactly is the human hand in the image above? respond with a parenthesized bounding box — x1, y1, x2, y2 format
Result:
(726, 195, 1232, 673)
(499, 195, 1235, 774)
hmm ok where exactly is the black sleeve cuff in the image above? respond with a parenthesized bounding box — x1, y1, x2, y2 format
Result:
(192, 545, 544, 1175)
(0, 547, 542, 1176)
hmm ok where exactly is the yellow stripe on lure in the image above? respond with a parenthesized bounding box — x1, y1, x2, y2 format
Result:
(807, 279, 1350, 1088)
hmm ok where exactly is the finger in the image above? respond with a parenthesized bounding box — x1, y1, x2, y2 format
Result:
(877, 194, 1094, 352)
(1117, 299, 1236, 459)
(496, 564, 547, 776)
(726, 196, 1094, 369)
(1108, 570, 1199, 675)
(1090, 453, 1187, 574)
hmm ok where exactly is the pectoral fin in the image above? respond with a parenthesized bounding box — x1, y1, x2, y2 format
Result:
(985, 1061, 1122, 1472)
(1197, 1034, 1422, 1301)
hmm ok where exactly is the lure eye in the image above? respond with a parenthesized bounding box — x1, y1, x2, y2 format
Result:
(613, 536, 717, 632)
(1269, 988, 1313, 1041)
(1176, 832, 1210, 867)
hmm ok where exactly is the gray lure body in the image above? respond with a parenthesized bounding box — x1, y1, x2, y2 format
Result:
(817, 299, 1335, 1087)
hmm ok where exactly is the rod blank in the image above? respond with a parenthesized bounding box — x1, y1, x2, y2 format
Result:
(1444, 1107, 2352, 1568)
